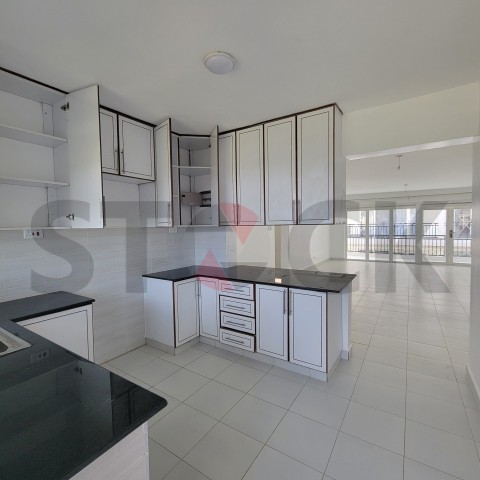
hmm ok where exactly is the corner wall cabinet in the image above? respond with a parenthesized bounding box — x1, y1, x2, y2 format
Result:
(0, 68, 103, 229)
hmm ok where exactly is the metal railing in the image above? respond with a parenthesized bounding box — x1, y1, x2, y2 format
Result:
(347, 219, 472, 260)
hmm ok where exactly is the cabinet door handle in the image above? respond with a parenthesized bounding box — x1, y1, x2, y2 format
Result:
(283, 290, 287, 314)
(292, 199, 296, 222)
(289, 291, 293, 316)
(121, 149, 125, 173)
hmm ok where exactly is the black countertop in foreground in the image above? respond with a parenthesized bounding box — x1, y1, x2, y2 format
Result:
(0, 292, 166, 480)
(143, 265, 356, 293)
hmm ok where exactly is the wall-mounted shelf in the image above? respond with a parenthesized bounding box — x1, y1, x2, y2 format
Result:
(0, 176, 69, 188)
(174, 165, 211, 177)
(102, 172, 154, 184)
(0, 124, 67, 148)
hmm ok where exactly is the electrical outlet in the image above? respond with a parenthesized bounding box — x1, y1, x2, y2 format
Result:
(30, 349, 50, 363)
(23, 229, 44, 239)
(169, 227, 177, 233)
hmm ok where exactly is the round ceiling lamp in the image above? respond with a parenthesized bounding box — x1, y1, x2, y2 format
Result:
(204, 51, 235, 75)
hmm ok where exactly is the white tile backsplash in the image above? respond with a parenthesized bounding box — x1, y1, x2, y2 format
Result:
(0, 227, 196, 363)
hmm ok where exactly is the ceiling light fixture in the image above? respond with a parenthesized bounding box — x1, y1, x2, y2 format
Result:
(204, 51, 235, 75)
(396, 154, 403, 171)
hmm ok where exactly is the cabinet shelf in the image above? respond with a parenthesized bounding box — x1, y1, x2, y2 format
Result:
(0, 124, 67, 147)
(174, 166, 211, 177)
(0, 176, 69, 188)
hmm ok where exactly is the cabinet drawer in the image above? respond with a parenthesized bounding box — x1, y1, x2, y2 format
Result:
(218, 280, 254, 299)
(220, 296, 254, 317)
(221, 312, 255, 334)
(219, 328, 254, 352)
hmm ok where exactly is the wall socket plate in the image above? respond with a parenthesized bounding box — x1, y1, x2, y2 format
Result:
(168, 227, 177, 233)
(23, 229, 44, 239)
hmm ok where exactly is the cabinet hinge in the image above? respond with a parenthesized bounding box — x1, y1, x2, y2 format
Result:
(60, 102, 70, 111)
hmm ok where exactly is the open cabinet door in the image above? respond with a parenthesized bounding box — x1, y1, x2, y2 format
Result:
(210, 126, 219, 226)
(54, 85, 103, 228)
(155, 119, 173, 227)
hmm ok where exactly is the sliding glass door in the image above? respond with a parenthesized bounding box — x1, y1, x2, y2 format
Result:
(421, 209, 447, 263)
(347, 205, 471, 265)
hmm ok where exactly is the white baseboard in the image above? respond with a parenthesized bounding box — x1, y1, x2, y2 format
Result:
(466, 363, 480, 410)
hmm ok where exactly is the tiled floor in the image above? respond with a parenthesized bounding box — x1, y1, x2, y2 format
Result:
(103, 260, 480, 480)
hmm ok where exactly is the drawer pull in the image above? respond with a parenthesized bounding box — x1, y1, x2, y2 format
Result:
(226, 320, 245, 327)
(225, 336, 244, 345)
(225, 304, 244, 310)
(224, 287, 245, 292)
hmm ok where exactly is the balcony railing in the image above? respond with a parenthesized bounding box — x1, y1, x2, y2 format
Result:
(347, 222, 471, 258)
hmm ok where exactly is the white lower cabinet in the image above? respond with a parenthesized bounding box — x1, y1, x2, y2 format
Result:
(174, 278, 199, 347)
(289, 288, 326, 372)
(256, 284, 288, 360)
(198, 277, 219, 340)
(18, 305, 94, 361)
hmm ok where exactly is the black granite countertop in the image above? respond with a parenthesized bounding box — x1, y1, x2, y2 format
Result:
(0, 292, 166, 480)
(143, 265, 356, 293)
(0, 291, 95, 323)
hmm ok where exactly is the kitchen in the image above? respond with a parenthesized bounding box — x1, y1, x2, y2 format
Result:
(1, 0, 480, 478)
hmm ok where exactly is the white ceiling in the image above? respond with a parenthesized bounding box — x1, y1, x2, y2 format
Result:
(1, 0, 480, 133)
(347, 144, 473, 195)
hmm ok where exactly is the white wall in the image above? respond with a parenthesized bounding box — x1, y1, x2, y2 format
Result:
(0, 228, 196, 364)
(330, 225, 346, 259)
(287, 226, 331, 269)
(234, 226, 275, 267)
(343, 83, 480, 158)
(468, 83, 480, 405)
(194, 227, 229, 266)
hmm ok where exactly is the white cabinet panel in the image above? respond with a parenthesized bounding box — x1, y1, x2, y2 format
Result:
(100, 109, 119, 174)
(289, 288, 326, 371)
(236, 125, 264, 225)
(297, 107, 333, 224)
(199, 277, 219, 340)
(264, 117, 296, 225)
(154, 119, 173, 227)
(219, 296, 254, 317)
(55, 85, 104, 228)
(119, 116, 154, 181)
(218, 132, 237, 225)
(220, 311, 255, 334)
(19, 305, 93, 360)
(256, 285, 288, 360)
(218, 280, 254, 299)
(174, 278, 199, 347)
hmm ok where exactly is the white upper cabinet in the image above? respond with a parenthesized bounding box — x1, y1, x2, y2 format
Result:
(218, 132, 237, 225)
(99, 109, 119, 174)
(264, 116, 296, 225)
(0, 69, 103, 229)
(236, 125, 264, 225)
(154, 119, 173, 227)
(297, 106, 338, 225)
(54, 85, 104, 229)
(118, 115, 155, 181)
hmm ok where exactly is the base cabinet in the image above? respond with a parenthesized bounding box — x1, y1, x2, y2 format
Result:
(174, 278, 199, 347)
(18, 305, 94, 361)
(199, 277, 219, 340)
(289, 288, 326, 372)
(256, 284, 288, 360)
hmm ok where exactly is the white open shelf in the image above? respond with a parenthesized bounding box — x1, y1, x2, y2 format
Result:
(0, 176, 69, 188)
(174, 165, 211, 176)
(0, 124, 67, 148)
